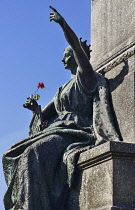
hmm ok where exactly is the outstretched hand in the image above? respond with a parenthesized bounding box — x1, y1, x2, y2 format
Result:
(49, 6, 64, 24)
(23, 96, 38, 112)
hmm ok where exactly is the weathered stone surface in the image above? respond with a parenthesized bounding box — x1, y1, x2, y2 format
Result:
(106, 55, 135, 143)
(91, 0, 135, 143)
(91, 0, 135, 69)
(67, 141, 135, 210)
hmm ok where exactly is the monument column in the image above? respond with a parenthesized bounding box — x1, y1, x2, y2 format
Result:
(91, 0, 135, 143)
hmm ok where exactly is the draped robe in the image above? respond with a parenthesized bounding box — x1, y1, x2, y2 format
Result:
(3, 70, 120, 210)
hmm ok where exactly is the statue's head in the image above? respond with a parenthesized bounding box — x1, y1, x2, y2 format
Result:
(62, 38, 92, 72)
(62, 46, 77, 71)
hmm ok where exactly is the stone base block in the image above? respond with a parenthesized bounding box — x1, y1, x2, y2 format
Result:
(67, 141, 135, 210)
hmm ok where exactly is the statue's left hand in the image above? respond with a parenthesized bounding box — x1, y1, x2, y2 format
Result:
(23, 96, 38, 112)
(49, 6, 64, 24)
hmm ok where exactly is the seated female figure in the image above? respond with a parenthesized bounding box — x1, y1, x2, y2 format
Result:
(3, 7, 120, 210)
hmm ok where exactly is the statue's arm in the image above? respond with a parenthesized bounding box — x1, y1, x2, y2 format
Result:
(42, 99, 57, 121)
(23, 97, 57, 121)
(49, 6, 94, 76)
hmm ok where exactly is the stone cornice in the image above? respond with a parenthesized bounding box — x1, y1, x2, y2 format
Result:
(77, 141, 135, 170)
(93, 41, 135, 74)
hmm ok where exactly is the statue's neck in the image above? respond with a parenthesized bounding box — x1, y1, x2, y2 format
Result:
(71, 68, 77, 78)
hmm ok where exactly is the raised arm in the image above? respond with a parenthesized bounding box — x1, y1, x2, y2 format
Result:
(49, 6, 94, 76)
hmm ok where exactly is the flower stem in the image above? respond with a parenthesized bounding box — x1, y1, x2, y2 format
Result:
(34, 89, 38, 96)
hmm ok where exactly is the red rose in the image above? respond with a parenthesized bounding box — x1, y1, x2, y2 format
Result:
(37, 82, 45, 89)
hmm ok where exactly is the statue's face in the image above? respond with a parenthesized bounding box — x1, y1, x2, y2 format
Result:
(62, 47, 77, 71)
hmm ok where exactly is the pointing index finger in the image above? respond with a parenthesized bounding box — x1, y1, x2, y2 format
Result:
(49, 6, 58, 13)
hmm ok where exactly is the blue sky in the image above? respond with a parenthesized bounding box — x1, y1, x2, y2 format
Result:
(0, 0, 91, 209)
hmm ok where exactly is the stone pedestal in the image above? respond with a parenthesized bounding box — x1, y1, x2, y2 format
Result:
(67, 141, 135, 210)
(91, 0, 135, 143)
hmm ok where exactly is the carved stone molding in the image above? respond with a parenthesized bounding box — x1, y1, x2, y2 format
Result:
(77, 141, 135, 170)
(95, 44, 135, 74)
(93, 41, 135, 71)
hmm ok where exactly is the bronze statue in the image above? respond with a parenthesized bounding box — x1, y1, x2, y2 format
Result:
(3, 6, 120, 210)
